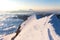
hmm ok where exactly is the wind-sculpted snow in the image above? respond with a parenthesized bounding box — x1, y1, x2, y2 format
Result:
(0, 14, 23, 35)
(1, 14, 60, 40)
(49, 15, 60, 36)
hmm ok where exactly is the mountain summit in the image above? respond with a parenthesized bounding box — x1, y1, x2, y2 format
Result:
(3, 14, 60, 40)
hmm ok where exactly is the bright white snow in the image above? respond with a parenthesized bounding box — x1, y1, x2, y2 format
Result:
(2, 14, 60, 40)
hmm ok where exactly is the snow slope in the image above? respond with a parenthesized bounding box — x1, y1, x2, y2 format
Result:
(0, 14, 23, 35)
(3, 14, 60, 40)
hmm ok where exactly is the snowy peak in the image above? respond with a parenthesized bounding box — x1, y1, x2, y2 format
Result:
(49, 14, 60, 36)
(20, 14, 37, 30)
(3, 14, 60, 40)
(14, 14, 60, 40)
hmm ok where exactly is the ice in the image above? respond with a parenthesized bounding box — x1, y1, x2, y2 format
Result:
(1, 14, 60, 40)
(0, 14, 23, 35)
(3, 25, 16, 30)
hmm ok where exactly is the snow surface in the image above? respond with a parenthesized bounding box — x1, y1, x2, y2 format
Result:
(0, 14, 23, 35)
(2, 14, 60, 40)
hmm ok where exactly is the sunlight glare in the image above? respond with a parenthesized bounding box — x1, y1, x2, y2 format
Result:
(0, 0, 21, 11)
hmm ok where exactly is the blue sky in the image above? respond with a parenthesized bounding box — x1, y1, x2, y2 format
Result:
(10, 0, 60, 10)
(14, 0, 60, 6)
(0, 0, 60, 11)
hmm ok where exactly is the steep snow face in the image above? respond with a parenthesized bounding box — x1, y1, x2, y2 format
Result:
(3, 14, 60, 40)
(49, 15, 60, 36)
(0, 14, 23, 35)
(20, 14, 37, 30)
(14, 14, 60, 40)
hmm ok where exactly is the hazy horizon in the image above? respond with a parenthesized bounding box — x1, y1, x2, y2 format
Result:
(0, 0, 60, 11)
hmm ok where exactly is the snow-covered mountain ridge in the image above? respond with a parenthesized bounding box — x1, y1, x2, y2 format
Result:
(2, 14, 60, 40)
